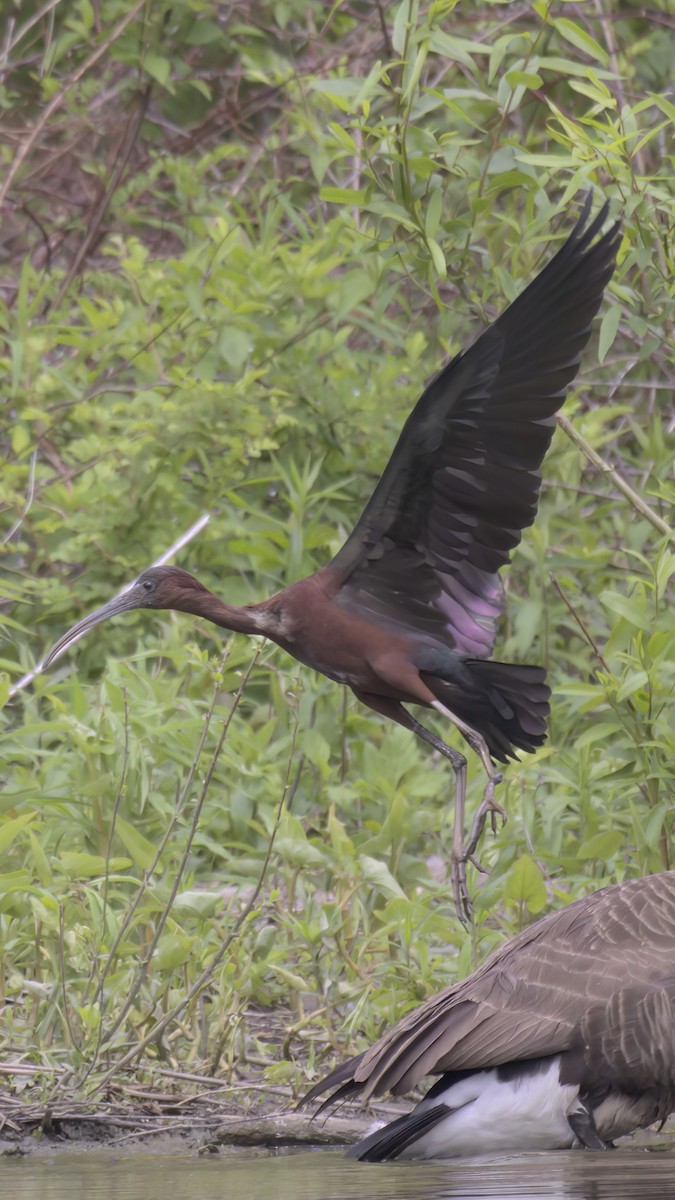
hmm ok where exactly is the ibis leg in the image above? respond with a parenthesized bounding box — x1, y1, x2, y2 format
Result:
(406, 715, 479, 925)
(429, 701, 506, 890)
(352, 690, 477, 924)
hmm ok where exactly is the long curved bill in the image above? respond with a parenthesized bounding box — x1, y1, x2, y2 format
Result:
(42, 588, 141, 669)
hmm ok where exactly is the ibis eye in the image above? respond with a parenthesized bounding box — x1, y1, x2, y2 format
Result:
(141, 579, 154, 592)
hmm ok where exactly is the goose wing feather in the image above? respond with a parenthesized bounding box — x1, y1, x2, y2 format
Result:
(564, 979, 675, 1094)
(303, 874, 675, 1107)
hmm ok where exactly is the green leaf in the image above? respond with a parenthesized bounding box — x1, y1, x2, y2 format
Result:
(186, 20, 223, 45)
(328, 811, 355, 862)
(325, 122, 357, 152)
(0, 871, 33, 902)
(577, 831, 623, 860)
(427, 30, 484, 70)
(311, 78, 362, 112)
(599, 590, 651, 631)
(504, 855, 547, 913)
(28, 830, 53, 887)
(114, 817, 157, 870)
(0, 811, 37, 855)
(300, 727, 331, 769)
(189, 79, 212, 101)
(76, 1003, 100, 1031)
(79, 0, 94, 29)
(553, 18, 608, 64)
(173, 890, 221, 918)
(153, 932, 194, 970)
(575, 722, 620, 749)
(615, 670, 649, 703)
(425, 188, 443, 240)
(427, 236, 447, 279)
(334, 268, 375, 319)
(320, 187, 369, 205)
(598, 305, 621, 365)
(655, 550, 675, 601)
(569, 79, 614, 107)
(359, 855, 405, 899)
(219, 327, 249, 370)
(489, 34, 517, 84)
(143, 54, 171, 87)
(391, 0, 410, 54)
(643, 803, 672, 851)
(60, 852, 132, 879)
(11, 423, 30, 455)
(363, 198, 419, 231)
(276, 813, 326, 868)
(505, 70, 543, 89)
(643, 93, 675, 124)
(270, 964, 309, 992)
(355, 60, 384, 114)
(277, 835, 326, 867)
(402, 42, 429, 105)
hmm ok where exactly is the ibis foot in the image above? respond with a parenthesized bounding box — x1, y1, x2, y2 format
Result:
(451, 857, 472, 928)
(465, 773, 506, 860)
(451, 773, 505, 927)
(451, 850, 488, 928)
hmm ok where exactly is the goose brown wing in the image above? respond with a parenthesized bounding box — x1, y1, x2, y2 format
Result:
(302, 874, 675, 1107)
(330, 199, 620, 656)
(563, 981, 675, 1095)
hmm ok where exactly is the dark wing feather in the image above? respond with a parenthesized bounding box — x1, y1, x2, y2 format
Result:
(300, 874, 675, 1109)
(564, 980, 675, 1095)
(345, 1103, 452, 1161)
(330, 198, 621, 656)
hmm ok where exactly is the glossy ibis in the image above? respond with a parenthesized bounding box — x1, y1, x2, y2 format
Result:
(301, 873, 675, 1159)
(44, 197, 620, 919)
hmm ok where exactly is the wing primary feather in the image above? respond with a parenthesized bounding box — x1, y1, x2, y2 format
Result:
(330, 199, 620, 665)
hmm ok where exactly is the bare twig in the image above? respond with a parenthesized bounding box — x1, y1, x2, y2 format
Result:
(95, 646, 262, 1055)
(548, 573, 612, 673)
(0, 0, 63, 71)
(2, 449, 37, 543)
(86, 652, 229, 1017)
(549, 572, 661, 841)
(0, 0, 148, 207)
(90, 708, 300, 1094)
(557, 413, 673, 545)
(51, 85, 153, 309)
(90, 689, 131, 1004)
(58, 904, 82, 1055)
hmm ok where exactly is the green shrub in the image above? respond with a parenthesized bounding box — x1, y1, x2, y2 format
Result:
(0, 0, 672, 1088)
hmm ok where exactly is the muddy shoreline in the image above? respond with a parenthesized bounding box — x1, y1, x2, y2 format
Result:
(2, 1089, 673, 1161)
(0, 1069, 402, 1158)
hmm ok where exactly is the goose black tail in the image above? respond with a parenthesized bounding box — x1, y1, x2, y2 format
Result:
(346, 1104, 452, 1162)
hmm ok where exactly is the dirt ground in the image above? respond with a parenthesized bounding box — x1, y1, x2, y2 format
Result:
(0, 1058, 402, 1157)
(2, 1065, 674, 1161)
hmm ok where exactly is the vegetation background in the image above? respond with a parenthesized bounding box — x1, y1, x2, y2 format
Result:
(0, 0, 673, 1124)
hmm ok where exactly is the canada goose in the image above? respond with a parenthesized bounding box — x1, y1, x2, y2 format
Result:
(302, 873, 675, 1160)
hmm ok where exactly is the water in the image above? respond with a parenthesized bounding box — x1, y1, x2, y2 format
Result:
(2, 1145, 674, 1200)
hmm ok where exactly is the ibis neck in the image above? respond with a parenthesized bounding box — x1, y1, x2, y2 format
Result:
(178, 592, 272, 637)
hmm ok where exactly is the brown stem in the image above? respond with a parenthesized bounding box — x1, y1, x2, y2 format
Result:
(50, 85, 153, 310)
(557, 413, 673, 545)
(0, 0, 149, 206)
